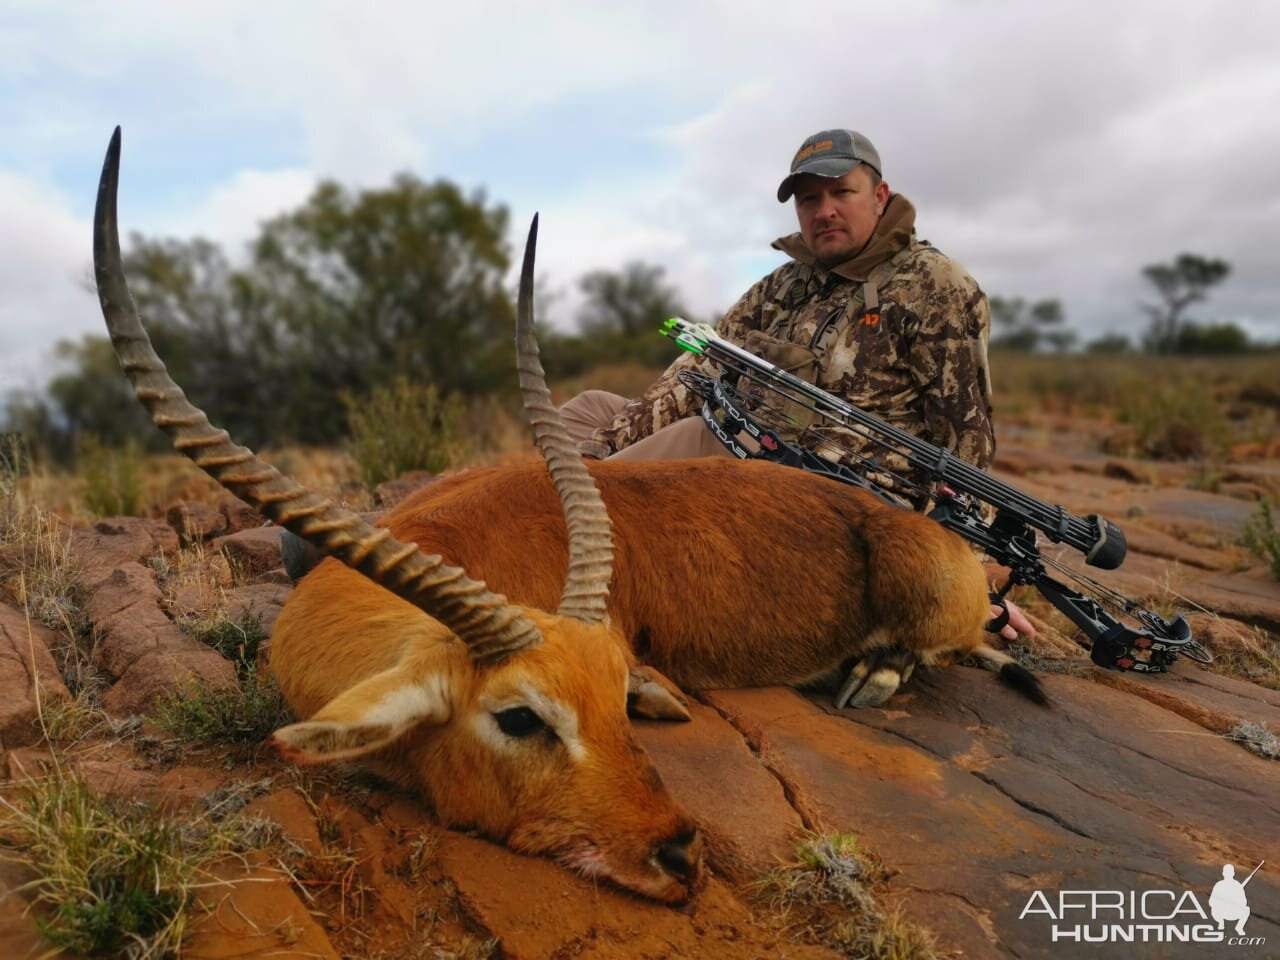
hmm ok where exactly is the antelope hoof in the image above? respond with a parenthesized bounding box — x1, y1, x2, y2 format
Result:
(834, 647, 917, 709)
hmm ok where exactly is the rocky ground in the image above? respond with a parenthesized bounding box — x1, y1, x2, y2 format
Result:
(1, 434, 1277, 959)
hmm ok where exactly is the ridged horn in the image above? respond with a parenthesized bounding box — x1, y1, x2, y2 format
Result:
(93, 127, 540, 665)
(514, 216, 614, 622)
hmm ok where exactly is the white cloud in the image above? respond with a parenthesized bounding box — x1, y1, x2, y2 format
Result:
(3, 0, 1279, 407)
(0, 173, 95, 396)
(152, 168, 318, 258)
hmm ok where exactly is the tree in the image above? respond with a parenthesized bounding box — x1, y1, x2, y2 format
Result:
(47, 335, 158, 449)
(249, 175, 515, 443)
(1173, 321, 1251, 355)
(113, 235, 285, 447)
(1140, 253, 1231, 353)
(10, 173, 518, 454)
(989, 296, 1073, 352)
(577, 262, 686, 338)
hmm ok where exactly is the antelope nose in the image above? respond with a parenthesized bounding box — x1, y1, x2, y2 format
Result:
(656, 828, 703, 882)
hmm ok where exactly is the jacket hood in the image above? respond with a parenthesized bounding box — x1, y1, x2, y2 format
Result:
(772, 193, 917, 281)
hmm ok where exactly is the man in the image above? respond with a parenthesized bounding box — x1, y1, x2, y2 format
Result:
(561, 128, 1034, 644)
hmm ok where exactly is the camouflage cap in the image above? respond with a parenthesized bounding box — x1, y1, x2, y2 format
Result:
(777, 129, 882, 202)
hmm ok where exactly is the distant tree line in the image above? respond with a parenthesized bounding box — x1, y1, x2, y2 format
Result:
(3, 175, 690, 463)
(992, 252, 1256, 356)
(0, 164, 1267, 464)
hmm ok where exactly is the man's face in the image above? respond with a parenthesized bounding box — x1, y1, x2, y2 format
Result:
(793, 165, 891, 266)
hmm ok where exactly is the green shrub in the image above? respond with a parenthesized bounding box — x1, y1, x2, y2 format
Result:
(78, 436, 145, 517)
(178, 608, 268, 674)
(155, 671, 292, 747)
(343, 377, 469, 488)
(160, 608, 291, 746)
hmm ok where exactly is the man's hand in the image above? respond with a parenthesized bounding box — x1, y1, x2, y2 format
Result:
(992, 598, 1035, 643)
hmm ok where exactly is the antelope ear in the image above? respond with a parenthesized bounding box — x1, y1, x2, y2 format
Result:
(270, 664, 452, 764)
(627, 665, 692, 722)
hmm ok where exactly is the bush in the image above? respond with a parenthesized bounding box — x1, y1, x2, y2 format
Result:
(1115, 381, 1227, 461)
(155, 671, 292, 747)
(158, 608, 292, 746)
(78, 436, 145, 517)
(1173, 322, 1252, 355)
(343, 377, 468, 488)
(1242, 500, 1280, 578)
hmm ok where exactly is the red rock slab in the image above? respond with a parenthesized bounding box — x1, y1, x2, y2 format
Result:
(996, 466, 1257, 540)
(167, 500, 229, 544)
(80, 561, 236, 714)
(222, 582, 291, 638)
(1182, 567, 1280, 634)
(890, 670, 1280, 957)
(634, 700, 806, 882)
(0, 602, 70, 749)
(216, 494, 265, 535)
(211, 527, 286, 582)
(717, 670, 1280, 959)
(434, 830, 843, 960)
(1088, 656, 1280, 735)
(1117, 522, 1236, 571)
(243, 788, 326, 856)
(0, 863, 54, 960)
(67, 516, 180, 572)
(184, 862, 339, 960)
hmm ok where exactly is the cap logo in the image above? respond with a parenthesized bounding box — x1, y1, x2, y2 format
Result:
(792, 139, 835, 168)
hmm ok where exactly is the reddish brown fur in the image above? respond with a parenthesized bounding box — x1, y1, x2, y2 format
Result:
(272, 593, 703, 902)
(386, 457, 990, 683)
(278, 457, 990, 697)
(271, 446, 990, 904)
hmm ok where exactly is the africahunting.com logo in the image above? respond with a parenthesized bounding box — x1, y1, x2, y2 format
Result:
(1018, 861, 1266, 946)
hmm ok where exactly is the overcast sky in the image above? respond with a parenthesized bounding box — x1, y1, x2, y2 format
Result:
(3, 1, 1278, 399)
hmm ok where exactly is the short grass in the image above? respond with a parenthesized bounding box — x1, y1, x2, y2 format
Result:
(753, 832, 940, 960)
(178, 606, 268, 669)
(156, 606, 292, 749)
(991, 351, 1280, 470)
(154, 671, 293, 750)
(0, 771, 269, 959)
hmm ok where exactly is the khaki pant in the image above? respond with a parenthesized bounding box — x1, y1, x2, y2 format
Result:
(559, 390, 735, 462)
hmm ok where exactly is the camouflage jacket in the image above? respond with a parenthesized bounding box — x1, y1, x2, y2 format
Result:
(590, 193, 995, 497)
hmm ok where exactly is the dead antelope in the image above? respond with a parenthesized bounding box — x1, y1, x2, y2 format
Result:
(94, 129, 702, 903)
(96, 128, 1039, 904)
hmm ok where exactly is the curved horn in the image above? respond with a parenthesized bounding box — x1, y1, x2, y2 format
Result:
(93, 127, 539, 665)
(514, 216, 614, 622)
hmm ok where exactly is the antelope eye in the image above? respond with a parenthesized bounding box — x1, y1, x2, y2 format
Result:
(494, 706, 546, 739)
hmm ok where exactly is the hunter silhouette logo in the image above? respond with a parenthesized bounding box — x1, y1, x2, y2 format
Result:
(1211, 861, 1263, 936)
(1017, 860, 1267, 946)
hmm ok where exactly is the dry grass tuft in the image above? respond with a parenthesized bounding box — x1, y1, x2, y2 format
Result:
(1203, 623, 1280, 691)
(0, 770, 269, 959)
(1241, 499, 1280, 579)
(1226, 721, 1280, 760)
(754, 832, 940, 960)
